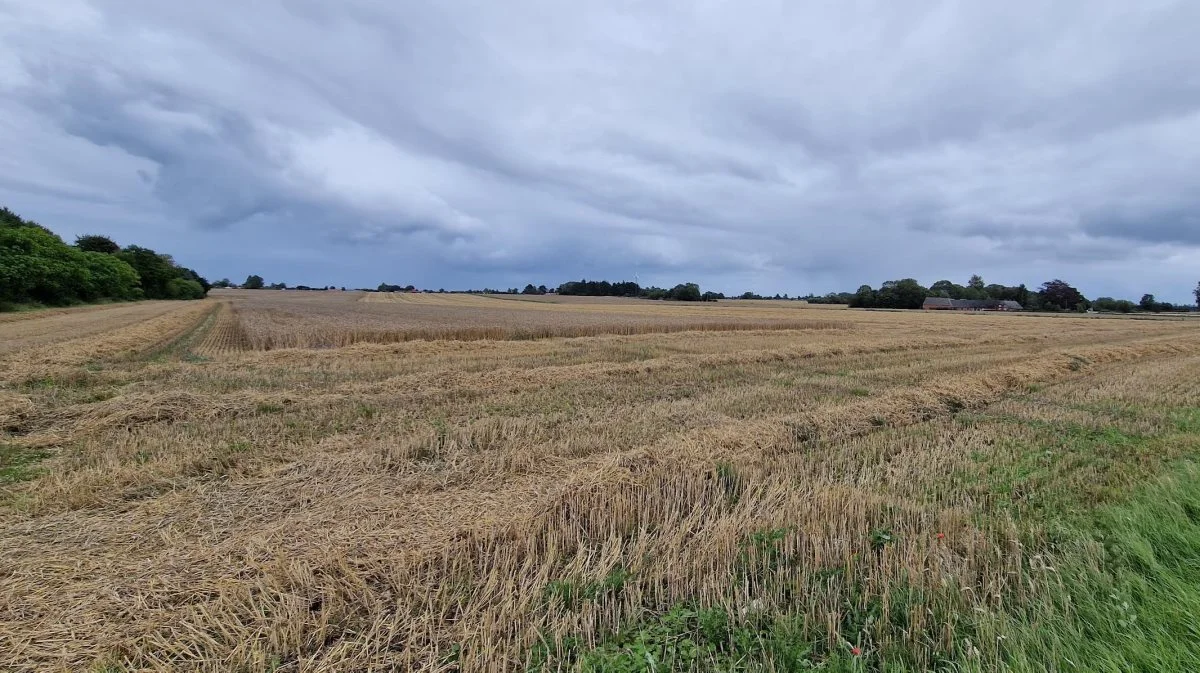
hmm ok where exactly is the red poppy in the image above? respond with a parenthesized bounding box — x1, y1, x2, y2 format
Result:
(851, 646, 862, 656)
(936, 533, 945, 540)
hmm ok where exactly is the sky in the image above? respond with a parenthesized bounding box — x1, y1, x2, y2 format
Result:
(1, 1, 1199, 301)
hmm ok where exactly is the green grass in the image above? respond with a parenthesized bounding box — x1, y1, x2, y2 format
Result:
(545, 568, 634, 610)
(532, 578, 977, 673)
(0, 300, 50, 313)
(1001, 461, 1200, 672)
(0, 443, 51, 485)
(532, 524, 975, 672)
(955, 407, 1200, 671)
(572, 606, 832, 673)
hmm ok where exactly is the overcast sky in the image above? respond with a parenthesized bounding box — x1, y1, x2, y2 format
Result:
(2, 1, 1198, 300)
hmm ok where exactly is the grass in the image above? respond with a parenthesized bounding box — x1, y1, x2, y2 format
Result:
(545, 568, 633, 610)
(0, 443, 50, 485)
(1, 296, 1199, 670)
(0, 300, 48, 313)
(1000, 461, 1200, 672)
(545, 606, 833, 672)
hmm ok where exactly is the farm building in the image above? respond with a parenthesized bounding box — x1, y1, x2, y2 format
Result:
(922, 297, 1023, 311)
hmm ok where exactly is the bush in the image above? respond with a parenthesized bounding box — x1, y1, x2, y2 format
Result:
(1, 222, 91, 305)
(1, 205, 207, 306)
(166, 278, 206, 300)
(80, 251, 140, 301)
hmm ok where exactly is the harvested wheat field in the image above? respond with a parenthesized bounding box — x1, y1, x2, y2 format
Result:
(2, 295, 1200, 672)
(205, 290, 851, 349)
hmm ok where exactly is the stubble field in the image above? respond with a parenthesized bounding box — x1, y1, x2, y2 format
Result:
(1, 291, 1198, 672)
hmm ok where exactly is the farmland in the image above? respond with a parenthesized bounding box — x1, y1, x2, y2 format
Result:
(202, 290, 851, 349)
(1, 292, 1199, 672)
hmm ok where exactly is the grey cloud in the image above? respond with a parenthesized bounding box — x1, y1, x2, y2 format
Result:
(19, 69, 294, 227)
(1082, 209, 1200, 246)
(1, 0, 1199, 300)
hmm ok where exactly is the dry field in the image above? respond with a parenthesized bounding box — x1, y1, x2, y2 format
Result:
(204, 290, 851, 349)
(1, 295, 1199, 672)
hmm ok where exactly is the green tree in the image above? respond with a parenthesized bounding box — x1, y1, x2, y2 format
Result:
(213, 278, 232, 288)
(0, 206, 24, 228)
(667, 283, 702, 301)
(116, 246, 176, 299)
(1, 206, 206, 307)
(928, 280, 961, 299)
(522, 283, 540, 295)
(0, 223, 90, 305)
(1093, 297, 1135, 313)
(849, 284, 876, 308)
(1195, 281, 1200, 308)
(80, 251, 140, 300)
(176, 267, 211, 293)
(243, 274, 265, 289)
(1139, 294, 1158, 312)
(875, 278, 927, 309)
(1038, 279, 1086, 311)
(75, 234, 120, 254)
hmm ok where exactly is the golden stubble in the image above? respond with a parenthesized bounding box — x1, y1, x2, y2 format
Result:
(1, 296, 1198, 671)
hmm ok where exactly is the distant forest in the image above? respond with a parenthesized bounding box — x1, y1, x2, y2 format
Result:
(843, 275, 1197, 312)
(0, 207, 210, 311)
(245, 272, 1200, 313)
(495, 276, 1197, 312)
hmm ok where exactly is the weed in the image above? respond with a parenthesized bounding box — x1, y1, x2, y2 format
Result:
(715, 461, 743, 504)
(545, 568, 633, 610)
(574, 606, 822, 672)
(868, 527, 895, 552)
(0, 443, 51, 484)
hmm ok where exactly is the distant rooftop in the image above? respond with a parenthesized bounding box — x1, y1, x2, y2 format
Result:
(923, 297, 1023, 310)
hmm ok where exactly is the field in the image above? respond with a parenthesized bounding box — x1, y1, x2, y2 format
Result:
(2, 292, 1199, 672)
(201, 290, 850, 349)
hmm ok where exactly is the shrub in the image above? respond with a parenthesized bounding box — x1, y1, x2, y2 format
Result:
(166, 278, 206, 300)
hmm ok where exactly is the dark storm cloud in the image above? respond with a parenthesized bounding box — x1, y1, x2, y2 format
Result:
(1082, 209, 1200, 246)
(1, 0, 1199, 300)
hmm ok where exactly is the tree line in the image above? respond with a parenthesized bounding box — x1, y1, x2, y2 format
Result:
(229, 269, 1200, 313)
(847, 275, 1198, 312)
(1, 207, 209, 311)
(555, 279, 719, 301)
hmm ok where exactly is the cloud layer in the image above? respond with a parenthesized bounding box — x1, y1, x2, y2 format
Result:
(2, 0, 1199, 299)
